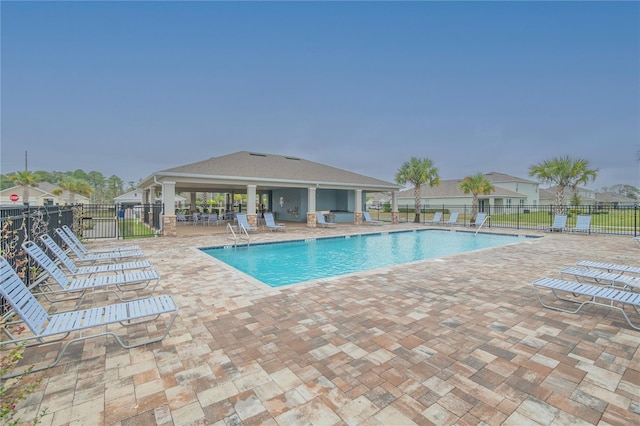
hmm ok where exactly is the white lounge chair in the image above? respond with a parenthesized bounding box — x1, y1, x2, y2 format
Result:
(41, 234, 152, 277)
(55, 228, 144, 263)
(425, 212, 442, 225)
(532, 276, 640, 331)
(316, 212, 336, 228)
(0, 256, 177, 378)
(61, 225, 141, 253)
(635, 236, 640, 248)
(236, 213, 258, 232)
(547, 214, 567, 232)
(444, 212, 459, 225)
(263, 212, 286, 232)
(560, 266, 640, 291)
(362, 211, 383, 226)
(23, 241, 160, 304)
(576, 260, 640, 275)
(569, 215, 592, 233)
(472, 212, 488, 227)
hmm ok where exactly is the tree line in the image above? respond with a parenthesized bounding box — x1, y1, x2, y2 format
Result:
(0, 169, 139, 204)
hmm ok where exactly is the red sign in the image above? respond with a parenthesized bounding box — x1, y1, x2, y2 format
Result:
(9, 194, 19, 202)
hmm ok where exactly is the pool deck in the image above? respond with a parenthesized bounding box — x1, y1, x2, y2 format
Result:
(9, 222, 640, 425)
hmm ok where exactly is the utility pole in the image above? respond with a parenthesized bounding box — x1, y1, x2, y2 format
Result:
(23, 150, 30, 206)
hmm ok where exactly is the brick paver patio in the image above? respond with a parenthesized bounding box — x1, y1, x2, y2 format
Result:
(9, 222, 640, 425)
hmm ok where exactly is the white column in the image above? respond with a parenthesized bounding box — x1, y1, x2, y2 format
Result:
(308, 187, 316, 212)
(143, 189, 151, 204)
(355, 189, 362, 212)
(162, 181, 176, 216)
(392, 191, 398, 212)
(247, 185, 257, 215)
(190, 193, 197, 212)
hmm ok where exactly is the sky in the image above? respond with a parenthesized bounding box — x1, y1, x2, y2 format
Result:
(1, 1, 639, 191)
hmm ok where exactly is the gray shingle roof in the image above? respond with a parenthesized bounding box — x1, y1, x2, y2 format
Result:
(595, 192, 637, 203)
(161, 151, 397, 187)
(484, 172, 537, 184)
(398, 179, 525, 198)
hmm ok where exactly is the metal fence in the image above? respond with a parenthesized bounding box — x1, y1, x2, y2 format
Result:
(369, 204, 640, 236)
(0, 203, 163, 314)
(1, 204, 76, 259)
(78, 203, 163, 239)
(1, 205, 76, 299)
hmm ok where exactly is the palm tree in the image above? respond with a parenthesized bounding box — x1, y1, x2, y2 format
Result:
(395, 157, 441, 223)
(529, 156, 598, 214)
(458, 173, 495, 222)
(8, 170, 39, 204)
(54, 178, 92, 204)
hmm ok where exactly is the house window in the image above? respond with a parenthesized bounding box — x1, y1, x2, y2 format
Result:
(506, 199, 512, 206)
(519, 199, 524, 206)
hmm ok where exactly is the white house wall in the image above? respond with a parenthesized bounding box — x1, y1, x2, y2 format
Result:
(494, 181, 539, 204)
(0, 188, 90, 206)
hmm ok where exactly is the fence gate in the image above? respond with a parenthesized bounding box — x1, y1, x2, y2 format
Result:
(80, 203, 162, 239)
(80, 204, 118, 239)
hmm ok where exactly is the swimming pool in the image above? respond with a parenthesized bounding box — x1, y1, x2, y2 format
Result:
(201, 229, 529, 288)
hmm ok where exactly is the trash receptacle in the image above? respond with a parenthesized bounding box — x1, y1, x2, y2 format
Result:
(327, 213, 336, 223)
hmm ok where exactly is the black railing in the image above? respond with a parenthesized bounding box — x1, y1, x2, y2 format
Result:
(0, 205, 76, 305)
(0, 203, 163, 314)
(368, 204, 639, 236)
(81, 203, 163, 239)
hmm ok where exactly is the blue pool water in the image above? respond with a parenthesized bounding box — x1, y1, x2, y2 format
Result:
(201, 230, 527, 288)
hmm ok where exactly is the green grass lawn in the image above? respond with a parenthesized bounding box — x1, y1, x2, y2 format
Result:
(118, 218, 156, 239)
(370, 209, 638, 234)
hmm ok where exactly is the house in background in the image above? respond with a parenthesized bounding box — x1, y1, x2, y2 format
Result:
(0, 182, 91, 206)
(539, 186, 597, 206)
(595, 192, 637, 208)
(365, 192, 392, 210)
(114, 189, 187, 209)
(396, 172, 539, 212)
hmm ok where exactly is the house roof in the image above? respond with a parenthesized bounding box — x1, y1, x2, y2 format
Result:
(0, 182, 90, 202)
(595, 192, 637, 203)
(542, 185, 596, 199)
(1, 184, 50, 197)
(115, 190, 187, 203)
(36, 182, 60, 195)
(484, 172, 537, 184)
(397, 179, 526, 199)
(142, 151, 400, 193)
(539, 187, 556, 200)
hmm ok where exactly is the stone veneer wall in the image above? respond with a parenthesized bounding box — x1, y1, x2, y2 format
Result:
(354, 212, 363, 225)
(392, 212, 399, 224)
(246, 214, 257, 227)
(163, 215, 176, 237)
(307, 212, 317, 228)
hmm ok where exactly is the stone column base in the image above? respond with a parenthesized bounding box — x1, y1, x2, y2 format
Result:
(162, 215, 176, 237)
(392, 211, 399, 224)
(246, 214, 258, 227)
(307, 212, 317, 228)
(354, 212, 363, 225)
